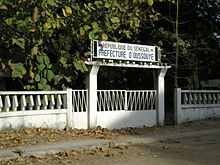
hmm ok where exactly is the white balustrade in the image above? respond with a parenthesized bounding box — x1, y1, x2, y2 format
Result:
(0, 91, 67, 112)
(180, 90, 220, 106)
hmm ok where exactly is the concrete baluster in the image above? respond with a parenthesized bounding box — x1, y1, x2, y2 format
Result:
(217, 93, 220, 104)
(56, 94, 62, 109)
(4, 95, 11, 112)
(63, 95, 67, 109)
(198, 93, 203, 104)
(42, 95, 48, 110)
(183, 93, 188, 104)
(0, 96, 3, 112)
(189, 93, 193, 104)
(193, 93, 197, 104)
(203, 93, 207, 104)
(49, 95, 55, 109)
(12, 95, 18, 111)
(21, 95, 27, 111)
(213, 93, 217, 104)
(28, 95, 34, 110)
(35, 95, 41, 110)
(208, 93, 212, 104)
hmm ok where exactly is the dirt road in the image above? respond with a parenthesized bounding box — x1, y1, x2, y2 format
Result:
(1, 120, 220, 165)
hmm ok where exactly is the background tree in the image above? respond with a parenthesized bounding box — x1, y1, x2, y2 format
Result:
(0, 0, 171, 90)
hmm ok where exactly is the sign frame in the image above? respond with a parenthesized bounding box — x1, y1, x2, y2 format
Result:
(91, 40, 161, 63)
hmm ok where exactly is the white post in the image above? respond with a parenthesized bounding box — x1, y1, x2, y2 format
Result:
(88, 65, 100, 128)
(157, 68, 168, 126)
(174, 88, 182, 124)
(66, 88, 73, 128)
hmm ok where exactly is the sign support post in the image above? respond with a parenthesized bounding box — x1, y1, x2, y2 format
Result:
(157, 68, 168, 126)
(88, 65, 100, 128)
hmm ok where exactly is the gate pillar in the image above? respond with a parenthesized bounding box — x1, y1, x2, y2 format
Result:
(87, 65, 100, 128)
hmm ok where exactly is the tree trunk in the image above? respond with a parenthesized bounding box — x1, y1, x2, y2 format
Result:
(174, 0, 179, 88)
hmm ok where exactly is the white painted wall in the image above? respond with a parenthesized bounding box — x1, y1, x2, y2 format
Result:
(126, 110, 156, 128)
(179, 107, 220, 123)
(97, 110, 156, 129)
(0, 110, 67, 131)
(73, 112, 88, 129)
(174, 88, 220, 124)
(97, 111, 126, 129)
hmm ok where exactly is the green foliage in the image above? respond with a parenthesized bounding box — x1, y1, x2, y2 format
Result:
(9, 62, 27, 79)
(0, 0, 168, 90)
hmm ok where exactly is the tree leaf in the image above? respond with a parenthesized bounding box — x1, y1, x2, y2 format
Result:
(74, 62, 83, 71)
(44, 22, 52, 29)
(94, 1, 103, 9)
(110, 17, 120, 24)
(59, 57, 67, 65)
(36, 56, 44, 64)
(54, 75, 63, 85)
(35, 74, 41, 82)
(147, 0, 154, 6)
(80, 27, 85, 36)
(12, 38, 25, 49)
(102, 33, 108, 41)
(38, 83, 44, 90)
(47, 70, 54, 82)
(65, 6, 72, 15)
(62, 8, 67, 17)
(89, 31, 95, 40)
(37, 64, 46, 71)
(45, 85, 51, 90)
(40, 78, 47, 85)
(81, 63, 88, 72)
(83, 25, 90, 31)
(47, 0, 55, 6)
(43, 55, 50, 65)
(5, 18, 13, 25)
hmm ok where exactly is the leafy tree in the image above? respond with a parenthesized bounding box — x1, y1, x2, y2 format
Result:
(0, 0, 171, 90)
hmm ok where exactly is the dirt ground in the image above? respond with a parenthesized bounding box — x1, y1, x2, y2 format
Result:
(0, 119, 220, 165)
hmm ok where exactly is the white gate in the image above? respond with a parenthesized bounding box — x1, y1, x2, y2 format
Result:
(97, 90, 157, 129)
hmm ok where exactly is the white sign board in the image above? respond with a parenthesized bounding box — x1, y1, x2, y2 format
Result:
(91, 40, 160, 62)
